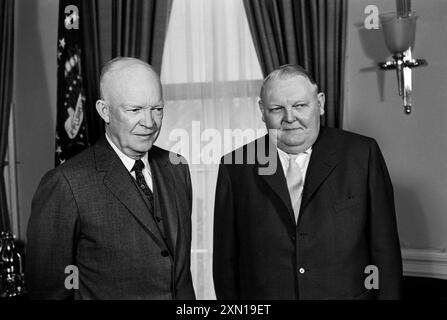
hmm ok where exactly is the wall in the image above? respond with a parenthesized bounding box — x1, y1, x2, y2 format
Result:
(345, 0, 447, 275)
(14, 0, 58, 240)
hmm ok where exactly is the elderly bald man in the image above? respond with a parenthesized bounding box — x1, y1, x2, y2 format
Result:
(26, 57, 195, 300)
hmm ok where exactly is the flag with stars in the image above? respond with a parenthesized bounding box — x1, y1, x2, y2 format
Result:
(55, 0, 89, 166)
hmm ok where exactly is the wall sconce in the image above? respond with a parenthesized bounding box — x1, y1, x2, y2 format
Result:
(378, 11, 426, 114)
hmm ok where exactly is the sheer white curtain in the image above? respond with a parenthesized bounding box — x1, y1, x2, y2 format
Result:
(158, 0, 265, 299)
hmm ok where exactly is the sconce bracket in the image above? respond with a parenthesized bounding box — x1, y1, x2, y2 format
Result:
(378, 58, 427, 70)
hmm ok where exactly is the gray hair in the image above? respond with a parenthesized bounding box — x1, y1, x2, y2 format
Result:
(260, 64, 318, 100)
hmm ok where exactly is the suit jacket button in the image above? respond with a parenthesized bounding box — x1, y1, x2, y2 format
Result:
(299, 267, 305, 274)
(161, 250, 169, 257)
(291, 235, 296, 241)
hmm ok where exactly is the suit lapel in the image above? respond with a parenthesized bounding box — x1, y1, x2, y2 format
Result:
(149, 148, 178, 255)
(255, 136, 296, 227)
(94, 137, 166, 249)
(300, 128, 339, 213)
(255, 129, 339, 228)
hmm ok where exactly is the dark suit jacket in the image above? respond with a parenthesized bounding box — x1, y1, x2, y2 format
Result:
(213, 127, 402, 299)
(26, 137, 195, 299)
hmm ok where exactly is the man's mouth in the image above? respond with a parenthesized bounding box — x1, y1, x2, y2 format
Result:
(283, 127, 303, 131)
(135, 130, 155, 135)
(135, 133, 154, 137)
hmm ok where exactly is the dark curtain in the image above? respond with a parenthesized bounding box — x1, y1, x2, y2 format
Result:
(0, 0, 14, 231)
(111, 0, 173, 75)
(59, 0, 173, 156)
(243, 0, 348, 128)
(79, 0, 105, 145)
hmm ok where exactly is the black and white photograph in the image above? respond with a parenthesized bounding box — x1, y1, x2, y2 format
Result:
(0, 0, 446, 308)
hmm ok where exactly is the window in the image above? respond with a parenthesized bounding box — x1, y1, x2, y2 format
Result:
(158, 0, 265, 299)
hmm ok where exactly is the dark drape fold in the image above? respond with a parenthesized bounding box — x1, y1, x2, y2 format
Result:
(79, 0, 105, 145)
(243, 0, 348, 128)
(111, 0, 173, 75)
(0, 0, 14, 231)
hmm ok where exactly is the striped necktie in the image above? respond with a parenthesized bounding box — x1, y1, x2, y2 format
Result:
(131, 159, 154, 214)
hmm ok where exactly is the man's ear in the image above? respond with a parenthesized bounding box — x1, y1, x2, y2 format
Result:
(317, 92, 325, 116)
(96, 100, 110, 123)
(257, 97, 265, 123)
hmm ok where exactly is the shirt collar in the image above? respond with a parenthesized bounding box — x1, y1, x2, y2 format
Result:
(277, 146, 312, 163)
(105, 133, 149, 173)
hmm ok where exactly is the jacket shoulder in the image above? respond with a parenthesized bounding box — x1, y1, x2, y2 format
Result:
(220, 136, 265, 165)
(151, 145, 189, 167)
(322, 127, 375, 144)
(32, 148, 96, 207)
(54, 145, 96, 177)
(320, 127, 378, 154)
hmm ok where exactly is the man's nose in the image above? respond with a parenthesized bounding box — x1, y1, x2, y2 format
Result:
(284, 107, 295, 123)
(140, 109, 155, 128)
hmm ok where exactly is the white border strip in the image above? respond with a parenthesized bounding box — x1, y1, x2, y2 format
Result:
(402, 248, 447, 280)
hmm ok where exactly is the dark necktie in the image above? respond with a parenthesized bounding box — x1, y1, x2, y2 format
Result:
(131, 159, 154, 213)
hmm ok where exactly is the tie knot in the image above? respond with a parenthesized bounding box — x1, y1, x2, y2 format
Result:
(288, 154, 299, 163)
(132, 159, 145, 172)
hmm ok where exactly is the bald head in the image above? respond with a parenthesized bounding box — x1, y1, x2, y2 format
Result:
(95, 57, 164, 159)
(100, 57, 161, 102)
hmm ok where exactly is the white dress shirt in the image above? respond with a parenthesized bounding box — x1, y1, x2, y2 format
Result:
(106, 134, 153, 191)
(277, 146, 312, 196)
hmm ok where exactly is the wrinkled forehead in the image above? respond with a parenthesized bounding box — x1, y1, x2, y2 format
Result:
(261, 75, 318, 102)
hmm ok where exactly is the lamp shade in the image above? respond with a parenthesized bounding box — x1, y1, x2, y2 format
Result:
(380, 12, 417, 53)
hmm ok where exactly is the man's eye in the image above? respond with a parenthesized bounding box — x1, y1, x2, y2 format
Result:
(270, 108, 282, 112)
(130, 109, 141, 113)
(293, 104, 306, 108)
